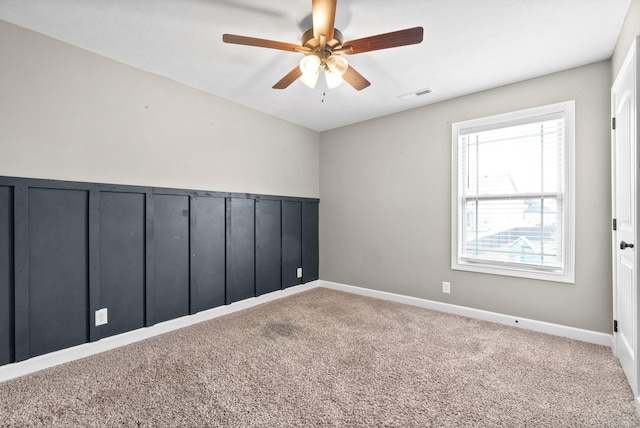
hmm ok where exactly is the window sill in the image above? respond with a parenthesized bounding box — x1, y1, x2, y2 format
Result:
(452, 259, 574, 283)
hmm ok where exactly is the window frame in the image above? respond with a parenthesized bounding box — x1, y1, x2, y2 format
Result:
(451, 101, 575, 283)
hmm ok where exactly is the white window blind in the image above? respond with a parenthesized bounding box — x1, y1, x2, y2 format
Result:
(452, 101, 575, 283)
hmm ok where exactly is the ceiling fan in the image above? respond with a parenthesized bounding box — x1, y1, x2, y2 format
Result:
(222, 0, 423, 91)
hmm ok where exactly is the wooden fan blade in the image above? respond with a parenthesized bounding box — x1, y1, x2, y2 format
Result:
(343, 26, 424, 55)
(342, 65, 371, 91)
(312, 0, 336, 41)
(273, 66, 303, 89)
(223, 34, 306, 53)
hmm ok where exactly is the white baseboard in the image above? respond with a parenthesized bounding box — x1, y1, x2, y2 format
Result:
(320, 280, 613, 347)
(0, 281, 320, 383)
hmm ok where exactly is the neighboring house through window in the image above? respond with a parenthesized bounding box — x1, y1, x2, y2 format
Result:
(451, 101, 575, 283)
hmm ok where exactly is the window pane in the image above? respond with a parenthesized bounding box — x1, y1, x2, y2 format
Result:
(463, 197, 561, 268)
(463, 119, 564, 196)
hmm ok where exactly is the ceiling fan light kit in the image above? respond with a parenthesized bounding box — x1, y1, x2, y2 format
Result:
(222, 0, 423, 91)
(299, 51, 349, 89)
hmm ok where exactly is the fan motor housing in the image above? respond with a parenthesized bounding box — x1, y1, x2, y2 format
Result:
(301, 28, 344, 51)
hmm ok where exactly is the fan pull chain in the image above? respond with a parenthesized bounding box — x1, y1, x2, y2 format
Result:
(320, 70, 328, 103)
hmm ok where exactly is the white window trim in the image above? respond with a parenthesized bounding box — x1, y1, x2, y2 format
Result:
(451, 101, 575, 283)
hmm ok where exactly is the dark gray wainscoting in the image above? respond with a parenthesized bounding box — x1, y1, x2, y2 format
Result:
(256, 199, 282, 296)
(0, 176, 319, 367)
(99, 191, 146, 338)
(190, 196, 226, 314)
(0, 186, 14, 366)
(226, 197, 256, 304)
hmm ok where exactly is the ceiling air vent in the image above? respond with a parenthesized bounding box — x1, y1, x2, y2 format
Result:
(398, 88, 432, 100)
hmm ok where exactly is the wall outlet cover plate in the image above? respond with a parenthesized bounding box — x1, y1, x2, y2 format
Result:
(95, 308, 108, 326)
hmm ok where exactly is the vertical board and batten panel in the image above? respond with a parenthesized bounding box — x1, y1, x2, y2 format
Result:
(302, 202, 319, 282)
(0, 176, 318, 368)
(99, 192, 146, 337)
(0, 186, 13, 365)
(191, 196, 226, 313)
(88, 190, 100, 343)
(256, 199, 282, 296)
(145, 192, 155, 326)
(154, 194, 190, 323)
(28, 188, 89, 358)
(226, 198, 255, 303)
(282, 201, 302, 288)
(13, 186, 27, 362)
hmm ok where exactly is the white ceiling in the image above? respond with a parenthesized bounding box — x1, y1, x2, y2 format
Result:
(0, 0, 632, 131)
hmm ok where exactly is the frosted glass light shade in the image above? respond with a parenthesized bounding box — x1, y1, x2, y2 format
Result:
(326, 54, 348, 75)
(324, 68, 344, 89)
(300, 55, 321, 75)
(300, 67, 320, 88)
(299, 55, 321, 88)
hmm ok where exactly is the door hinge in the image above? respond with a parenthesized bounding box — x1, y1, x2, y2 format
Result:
(614, 320, 618, 333)
(612, 117, 616, 130)
(613, 218, 617, 231)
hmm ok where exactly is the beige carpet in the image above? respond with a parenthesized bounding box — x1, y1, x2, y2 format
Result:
(0, 287, 638, 427)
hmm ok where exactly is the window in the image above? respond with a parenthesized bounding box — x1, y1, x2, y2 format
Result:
(451, 101, 575, 283)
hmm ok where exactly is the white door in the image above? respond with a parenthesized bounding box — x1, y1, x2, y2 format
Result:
(612, 36, 639, 398)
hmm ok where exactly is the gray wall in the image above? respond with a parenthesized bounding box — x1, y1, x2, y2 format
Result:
(612, 0, 640, 79)
(320, 61, 612, 332)
(0, 20, 320, 199)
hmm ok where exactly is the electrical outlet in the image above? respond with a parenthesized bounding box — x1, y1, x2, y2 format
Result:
(95, 308, 108, 326)
(442, 281, 451, 294)
(297, 267, 303, 278)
